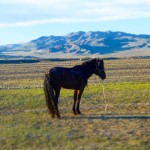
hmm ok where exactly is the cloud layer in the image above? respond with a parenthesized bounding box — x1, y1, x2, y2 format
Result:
(0, 0, 150, 27)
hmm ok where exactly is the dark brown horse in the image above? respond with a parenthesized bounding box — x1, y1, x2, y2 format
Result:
(44, 58, 106, 118)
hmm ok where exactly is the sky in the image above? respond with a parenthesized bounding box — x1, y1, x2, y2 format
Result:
(0, 0, 150, 45)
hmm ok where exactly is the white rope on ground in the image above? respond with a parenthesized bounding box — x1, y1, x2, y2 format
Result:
(92, 79, 108, 114)
(102, 83, 108, 114)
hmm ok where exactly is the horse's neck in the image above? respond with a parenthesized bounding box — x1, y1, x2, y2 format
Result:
(81, 63, 95, 80)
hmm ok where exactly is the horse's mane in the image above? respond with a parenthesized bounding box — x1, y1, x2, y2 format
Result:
(82, 58, 97, 65)
(71, 59, 97, 71)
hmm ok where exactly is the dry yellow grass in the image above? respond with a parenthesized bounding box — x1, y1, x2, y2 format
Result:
(0, 58, 150, 149)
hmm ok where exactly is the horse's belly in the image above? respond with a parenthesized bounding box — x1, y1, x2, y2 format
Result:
(61, 81, 80, 90)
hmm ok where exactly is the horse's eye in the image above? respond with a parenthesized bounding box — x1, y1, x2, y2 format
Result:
(97, 62, 100, 67)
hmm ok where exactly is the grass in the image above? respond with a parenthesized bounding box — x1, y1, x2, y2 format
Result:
(0, 59, 150, 149)
(0, 82, 150, 149)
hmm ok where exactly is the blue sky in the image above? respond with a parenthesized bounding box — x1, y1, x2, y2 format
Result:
(0, 0, 150, 45)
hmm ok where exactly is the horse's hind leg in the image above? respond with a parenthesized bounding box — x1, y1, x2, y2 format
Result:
(54, 88, 61, 118)
(73, 90, 78, 115)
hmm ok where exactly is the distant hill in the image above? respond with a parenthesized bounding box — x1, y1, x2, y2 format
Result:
(0, 31, 150, 59)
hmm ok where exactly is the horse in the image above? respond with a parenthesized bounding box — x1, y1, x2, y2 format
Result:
(44, 58, 106, 118)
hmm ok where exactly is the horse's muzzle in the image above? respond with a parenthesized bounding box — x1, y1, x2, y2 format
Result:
(100, 72, 106, 80)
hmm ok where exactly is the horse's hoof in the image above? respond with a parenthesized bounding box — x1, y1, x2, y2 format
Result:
(51, 114, 55, 118)
(77, 111, 81, 115)
(56, 114, 61, 119)
(73, 111, 77, 115)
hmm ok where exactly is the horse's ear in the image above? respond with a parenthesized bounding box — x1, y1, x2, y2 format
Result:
(97, 58, 103, 61)
(96, 58, 100, 61)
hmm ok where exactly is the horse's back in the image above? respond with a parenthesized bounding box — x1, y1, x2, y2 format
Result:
(49, 67, 85, 89)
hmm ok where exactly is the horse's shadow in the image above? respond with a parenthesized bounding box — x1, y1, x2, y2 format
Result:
(62, 114, 150, 120)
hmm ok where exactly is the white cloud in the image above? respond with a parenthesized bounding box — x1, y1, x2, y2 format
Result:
(0, 18, 72, 27)
(0, 17, 120, 27)
(0, 0, 150, 27)
(0, 0, 71, 8)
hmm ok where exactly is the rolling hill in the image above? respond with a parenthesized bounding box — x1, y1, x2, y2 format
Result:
(0, 31, 150, 58)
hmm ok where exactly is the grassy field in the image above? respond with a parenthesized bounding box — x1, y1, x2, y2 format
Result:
(0, 59, 150, 149)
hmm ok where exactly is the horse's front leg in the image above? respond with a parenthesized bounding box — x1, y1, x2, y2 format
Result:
(73, 90, 78, 115)
(76, 85, 86, 115)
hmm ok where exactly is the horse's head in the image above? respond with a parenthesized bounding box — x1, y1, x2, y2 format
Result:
(94, 59, 106, 80)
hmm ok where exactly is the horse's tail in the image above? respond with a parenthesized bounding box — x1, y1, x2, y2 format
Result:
(44, 72, 56, 118)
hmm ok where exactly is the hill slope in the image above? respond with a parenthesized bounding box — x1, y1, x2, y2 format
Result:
(0, 31, 150, 58)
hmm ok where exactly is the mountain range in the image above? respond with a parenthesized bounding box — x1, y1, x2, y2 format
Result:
(0, 31, 150, 59)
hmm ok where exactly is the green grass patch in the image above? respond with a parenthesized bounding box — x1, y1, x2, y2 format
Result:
(0, 82, 150, 149)
(0, 82, 149, 111)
